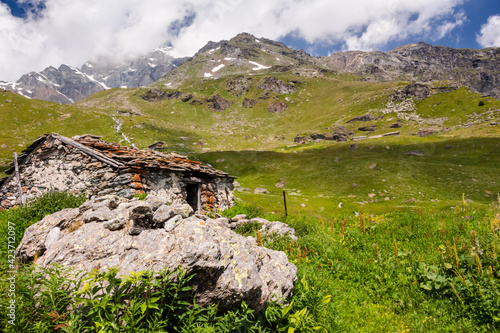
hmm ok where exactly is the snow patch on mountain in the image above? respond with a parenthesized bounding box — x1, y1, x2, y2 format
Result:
(249, 61, 271, 71)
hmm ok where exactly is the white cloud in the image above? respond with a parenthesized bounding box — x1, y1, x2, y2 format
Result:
(0, 0, 469, 80)
(477, 15, 500, 47)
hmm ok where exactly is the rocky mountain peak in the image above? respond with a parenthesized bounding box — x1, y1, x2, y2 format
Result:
(320, 43, 500, 99)
(0, 49, 188, 104)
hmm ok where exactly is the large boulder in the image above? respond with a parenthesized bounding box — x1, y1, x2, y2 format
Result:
(15, 196, 297, 311)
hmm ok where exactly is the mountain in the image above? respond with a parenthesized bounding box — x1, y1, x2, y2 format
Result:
(80, 47, 187, 89)
(157, 33, 326, 86)
(0, 48, 187, 104)
(319, 41, 500, 99)
(1, 33, 500, 213)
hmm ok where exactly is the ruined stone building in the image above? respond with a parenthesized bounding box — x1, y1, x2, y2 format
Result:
(0, 133, 235, 212)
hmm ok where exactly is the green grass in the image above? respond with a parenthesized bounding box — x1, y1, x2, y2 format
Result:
(1, 195, 499, 331)
(238, 201, 500, 332)
(197, 135, 500, 215)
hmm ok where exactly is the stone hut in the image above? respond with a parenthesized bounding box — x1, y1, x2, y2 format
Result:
(0, 133, 235, 212)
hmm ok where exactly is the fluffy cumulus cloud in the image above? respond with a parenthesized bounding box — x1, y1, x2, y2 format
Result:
(0, 0, 469, 80)
(477, 15, 500, 47)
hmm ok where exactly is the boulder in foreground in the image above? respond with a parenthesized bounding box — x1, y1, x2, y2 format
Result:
(15, 195, 297, 311)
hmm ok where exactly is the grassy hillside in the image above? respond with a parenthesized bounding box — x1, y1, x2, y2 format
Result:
(1, 72, 499, 213)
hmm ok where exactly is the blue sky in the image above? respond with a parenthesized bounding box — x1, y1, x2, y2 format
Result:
(0, 0, 499, 80)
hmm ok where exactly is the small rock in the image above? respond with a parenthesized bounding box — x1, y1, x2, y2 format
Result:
(103, 217, 126, 231)
(368, 164, 377, 169)
(171, 204, 194, 218)
(368, 193, 376, 198)
(164, 215, 183, 232)
(82, 208, 115, 223)
(153, 205, 175, 224)
(406, 150, 424, 157)
(384, 197, 390, 201)
(358, 124, 377, 131)
(145, 195, 169, 211)
(232, 214, 247, 222)
(254, 188, 270, 194)
(444, 145, 453, 149)
(350, 144, 358, 151)
(215, 217, 230, 227)
(45, 227, 61, 249)
(250, 217, 271, 225)
(348, 194, 356, 198)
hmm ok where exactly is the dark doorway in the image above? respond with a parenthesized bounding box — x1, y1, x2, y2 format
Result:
(185, 183, 199, 212)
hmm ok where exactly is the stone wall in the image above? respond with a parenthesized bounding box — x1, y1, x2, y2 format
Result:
(0, 139, 235, 213)
(144, 170, 235, 213)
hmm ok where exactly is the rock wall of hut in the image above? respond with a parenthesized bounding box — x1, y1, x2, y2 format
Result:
(0, 139, 235, 213)
(144, 171, 235, 212)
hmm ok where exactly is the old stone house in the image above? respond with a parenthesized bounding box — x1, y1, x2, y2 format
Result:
(0, 133, 235, 212)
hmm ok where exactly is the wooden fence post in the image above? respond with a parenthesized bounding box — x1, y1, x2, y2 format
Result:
(283, 190, 287, 217)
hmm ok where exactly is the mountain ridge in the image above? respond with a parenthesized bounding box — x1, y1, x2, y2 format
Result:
(0, 48, 188, 104)
(1, 33, 500, 103)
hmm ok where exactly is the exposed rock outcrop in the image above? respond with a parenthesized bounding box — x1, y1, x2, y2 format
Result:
(390, 83, 431, 102)
(358, 124, 378, 132)
(15, 195, 297, 311)
(242, 98, 258, 108)
(320, 42, 500, 99)
(258, 77, 296, 94)
(267, 101, 288, 113)
(208, 94, 233, 112)
(141, 89, 183, 101)
(227, 76, 253, 96)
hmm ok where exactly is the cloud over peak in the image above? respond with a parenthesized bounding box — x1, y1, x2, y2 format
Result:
(0, 0, 472, 81)
(477, 14, 500, 47)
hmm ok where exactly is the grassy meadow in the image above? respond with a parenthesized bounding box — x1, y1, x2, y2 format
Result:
(1, 194, 499, 332)
(1, 67, 500, 331)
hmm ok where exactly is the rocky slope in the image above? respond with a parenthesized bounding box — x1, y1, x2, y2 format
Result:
(319, 41, 500, 99)
(0, 48, 187, 104)
(158, 33, 326, 86)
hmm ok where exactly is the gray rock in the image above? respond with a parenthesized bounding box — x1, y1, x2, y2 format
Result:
(82, 207, 115, 223)
(254, 188, 270, 194)
(145, 195, 170, 211)
(153, 204, 175, 224)
(406, 150, 424, 156)
(250, 217, 271, 225)
(164, 215, 183, 232)
(231, 214, 247, 222)
(171, 204, 194, 218)
(16, 198, 297, 311)
(214, 217, 230, 228)
(263, 222, 298, 241)
(103, 217, 126, 231)
(350, 144, 358, 151)
(44, 227, 61, 249)
(15, 208, 80, 262)
(79, 195, 121, 213)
